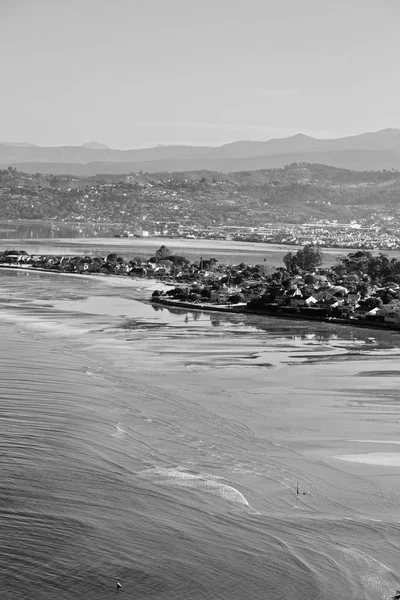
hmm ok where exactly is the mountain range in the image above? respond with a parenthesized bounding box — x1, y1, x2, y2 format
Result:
(2, 129, 400, 176)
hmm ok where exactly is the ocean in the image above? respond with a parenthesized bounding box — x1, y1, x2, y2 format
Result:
(1, 267, 400, 599)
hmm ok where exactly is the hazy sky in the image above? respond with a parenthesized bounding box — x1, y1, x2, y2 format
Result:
(1, 0, 399, 148)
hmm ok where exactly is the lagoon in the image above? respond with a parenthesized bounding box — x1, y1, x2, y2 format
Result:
(2, 268, 400, 598)
(0, 233, 392, 268)
(2, 220, 400, 267)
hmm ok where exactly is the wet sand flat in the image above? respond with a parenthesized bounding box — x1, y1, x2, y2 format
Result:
(3, 268, 400, 597)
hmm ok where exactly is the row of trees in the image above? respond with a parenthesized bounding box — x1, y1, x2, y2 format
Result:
(333, 250, 400, 284)
(283, 245, 400, 286)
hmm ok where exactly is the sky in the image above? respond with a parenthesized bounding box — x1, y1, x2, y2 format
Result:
(1, 0, 399, 148)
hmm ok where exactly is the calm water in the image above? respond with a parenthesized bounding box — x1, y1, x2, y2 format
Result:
(0, 221, 118, 240)
(2, 220, 400, 266)
(2, 268, 400, 599)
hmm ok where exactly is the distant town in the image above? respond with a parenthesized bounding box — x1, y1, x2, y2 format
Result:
(2, 164, 400, 251)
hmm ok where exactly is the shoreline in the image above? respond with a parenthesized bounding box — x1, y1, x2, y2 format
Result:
(151, 297, 400, 334)
(0, 264, 170, 294)
(3, 263, 400, 336)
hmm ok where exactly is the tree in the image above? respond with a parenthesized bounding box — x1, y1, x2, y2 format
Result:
(304, 273, 316, 285)
(163, 254, 190, 267)
(228, 293, 244, 304)
(366, 253, 391, 282)
(155, 245, 172, 259)
(340, 250, 373, 276)
(158, 259, 174, 270)
(106, 253, 119, 263)
(357, 281, 370, 298)
(358, 297, 382, 311)
(295, 244, 323, 271)
(375, 288, 400, 304)
(283, 251, 297, 273)
(330, 262, 347, 279)
(390, 258, 400, 276)
(283, 244, 323, 273)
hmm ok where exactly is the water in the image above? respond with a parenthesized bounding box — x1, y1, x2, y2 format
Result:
(0, 221, 117, 240)
(1, 268, 400, 599)
(2, 221, 400, 267)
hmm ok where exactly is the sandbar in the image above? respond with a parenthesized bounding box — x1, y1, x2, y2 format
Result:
(333, 452, 400, 466)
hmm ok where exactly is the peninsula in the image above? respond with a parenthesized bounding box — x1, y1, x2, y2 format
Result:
(2, 243, 400, 331)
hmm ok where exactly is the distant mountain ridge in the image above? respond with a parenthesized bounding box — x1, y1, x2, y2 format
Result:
(2, 129, 400, 175)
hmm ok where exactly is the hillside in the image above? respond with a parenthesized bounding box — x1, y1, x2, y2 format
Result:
(2, 129, 400, 175)
(1, 163, 400, 229)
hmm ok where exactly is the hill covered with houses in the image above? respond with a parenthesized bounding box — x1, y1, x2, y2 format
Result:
(2, 164, 400, 231)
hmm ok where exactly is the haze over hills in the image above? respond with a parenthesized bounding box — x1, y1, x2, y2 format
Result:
(80, 141, 110, 150)
(2, 129, 400, 175)
(1, 142, 38, 148)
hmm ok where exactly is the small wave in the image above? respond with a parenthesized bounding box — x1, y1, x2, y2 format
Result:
(141, 467, 249, 506)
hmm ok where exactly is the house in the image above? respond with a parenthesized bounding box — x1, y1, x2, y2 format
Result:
(290, 288, 306, 307)
(210, 285, 242, 304)
(347, 292, 361, 305)
(384, 313, 400, 325)
(353, 305, 370, 319)
(380, 300, 400, 324)
(241, 287, 262, 302)
(304, 295, 318, 306)
(379, 300, 400, 316)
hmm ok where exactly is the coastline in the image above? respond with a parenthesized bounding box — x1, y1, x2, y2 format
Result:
(151, 296, 400, 334)
(3, 263, 400, 334)
(0, 264, 170, 294)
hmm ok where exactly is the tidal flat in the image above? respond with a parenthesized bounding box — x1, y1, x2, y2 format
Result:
(2, 267, 400, 599)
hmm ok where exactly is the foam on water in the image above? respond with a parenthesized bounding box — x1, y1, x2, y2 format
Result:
(113, 425, 126, 438)
(141, 466, 250, 506)
(340, 547, 398, 599)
